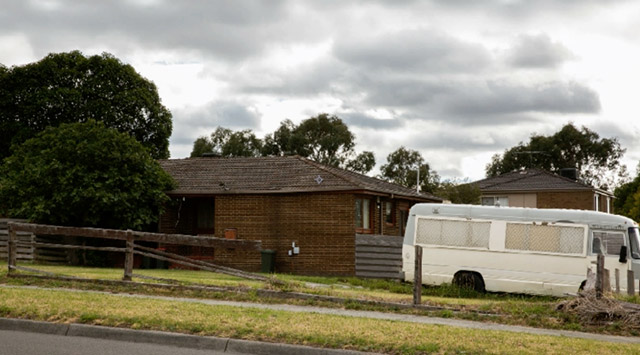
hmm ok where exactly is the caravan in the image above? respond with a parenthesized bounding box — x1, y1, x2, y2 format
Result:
(402, 204, 640, 296)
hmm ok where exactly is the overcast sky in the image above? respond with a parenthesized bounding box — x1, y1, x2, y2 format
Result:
(3, 0, 640, 180)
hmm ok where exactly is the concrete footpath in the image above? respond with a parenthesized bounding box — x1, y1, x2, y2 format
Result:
(2, 285, 640, 347)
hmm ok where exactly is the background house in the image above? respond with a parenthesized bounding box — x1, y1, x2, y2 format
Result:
(473, 169, 613, 213)
(158, 156, 441, 275)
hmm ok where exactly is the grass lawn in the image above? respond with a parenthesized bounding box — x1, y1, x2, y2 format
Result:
(0, 286, 638, 354)
(1, 262, 639, 338)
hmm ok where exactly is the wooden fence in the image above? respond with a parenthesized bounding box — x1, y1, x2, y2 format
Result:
(6, 222, 266, 282)
(0, 219, 34, 262)
(355, 234, 404, 279)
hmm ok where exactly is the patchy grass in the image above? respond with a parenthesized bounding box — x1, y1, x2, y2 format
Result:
(1, 262, 638, 336)
(0, 287, 637, 354)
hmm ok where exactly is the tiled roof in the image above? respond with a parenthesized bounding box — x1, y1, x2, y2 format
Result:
(159, 156, 442, 201)
(474, 169, 608, 194)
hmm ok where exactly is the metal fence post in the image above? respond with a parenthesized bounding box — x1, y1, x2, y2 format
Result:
(123, 230, 134, 281)
(413, 245, 423, 306)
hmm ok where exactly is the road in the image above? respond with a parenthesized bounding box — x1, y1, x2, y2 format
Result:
(0, 329, 226, 355)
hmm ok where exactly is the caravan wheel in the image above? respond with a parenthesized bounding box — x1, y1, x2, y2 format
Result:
(453, 271, 485, 293)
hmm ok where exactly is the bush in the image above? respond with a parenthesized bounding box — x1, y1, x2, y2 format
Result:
(0, 120, 175, 230)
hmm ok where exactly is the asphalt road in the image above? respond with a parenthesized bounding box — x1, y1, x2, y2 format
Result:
(0, 329, 225, 355)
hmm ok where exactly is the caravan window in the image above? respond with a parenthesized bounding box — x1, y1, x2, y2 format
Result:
(481, 196, 509, 207)
(592, 231, 625, 256)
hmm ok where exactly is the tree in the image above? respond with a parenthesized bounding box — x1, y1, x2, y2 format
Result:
(261, 119, 298, 156)
(434, 180, 481, 204)
(485, 123, 626, 188)
(379, 147, 440, 193)
(190, 127, 262, 157)
(192, 114, 376, 174)
(614, 164, 640, 221)
(346, 151, 376, 175)
(293, 113, 355, 167)
(0, 51, 172, 159)
(0, 120, 175, 230)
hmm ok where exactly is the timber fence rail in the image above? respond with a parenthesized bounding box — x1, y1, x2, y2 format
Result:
(6, 222, 267, 283)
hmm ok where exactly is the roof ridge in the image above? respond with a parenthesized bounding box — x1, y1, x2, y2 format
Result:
(294, 156, 362, 188)
(295, 156, 441, 200)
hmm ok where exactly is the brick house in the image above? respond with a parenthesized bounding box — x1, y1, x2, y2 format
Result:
(158, 156, 441, 275)
(473, 169, 614, 213)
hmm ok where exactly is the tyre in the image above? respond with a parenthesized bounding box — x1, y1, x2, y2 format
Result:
(453, 271, 485, 293)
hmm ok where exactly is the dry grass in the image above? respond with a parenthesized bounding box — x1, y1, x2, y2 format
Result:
(0, 287, 637, 354)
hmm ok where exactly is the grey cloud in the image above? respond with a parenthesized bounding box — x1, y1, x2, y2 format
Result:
(2, 1, 293, 61)
(506, 34, 575, 68)
(174, 100, 261, 130)
(444, 81, 601, 116)
(333, 29, 492, 73)
(340, 112, 404, 129)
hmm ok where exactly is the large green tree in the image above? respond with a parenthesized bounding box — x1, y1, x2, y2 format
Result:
(0, 51, 172, 159)
(485, 123, 626, 188)
(0, 121, 175, 230)
(379, 147, 440, 194)
(191, 114, 376, 174)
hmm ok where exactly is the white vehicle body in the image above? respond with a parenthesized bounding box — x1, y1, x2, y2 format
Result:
(402, 204, 640, 296)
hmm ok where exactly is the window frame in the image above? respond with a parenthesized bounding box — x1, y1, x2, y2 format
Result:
(481, 196, 509, 207)
(194, 198, 215, 234)
(355, 197, 373, 234)
(384, 201, 396, 226)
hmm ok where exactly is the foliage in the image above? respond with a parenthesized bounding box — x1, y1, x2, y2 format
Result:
(0, 120, 175, 230)
(485, 123, 626, 189)
(261, 119, 299, 156)
(292, 113, 356, 167)
(190, 114, 376, 174)
(0, 51, 172, 160)
(435, 179, 481, 204)
(345, 151, 376, 174)
(614, 164, 640, 221)
(379, 146, 440, 193)
(190, 127, 262, 157)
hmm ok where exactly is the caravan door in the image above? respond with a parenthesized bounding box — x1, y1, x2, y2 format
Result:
(592, 230, 630, 291)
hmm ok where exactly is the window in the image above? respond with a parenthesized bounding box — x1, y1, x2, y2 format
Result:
(606, 197, 611, 214)
(592, 231, 624, 256)
(481, 196, 509, 207)
(594, 194, 600, 211)
(384, 201, 395, 225)
(196, 199, 214, 233)
(355, 198, 371, 232)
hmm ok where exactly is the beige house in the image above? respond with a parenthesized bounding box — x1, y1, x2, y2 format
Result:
(474, 169, 614, 213)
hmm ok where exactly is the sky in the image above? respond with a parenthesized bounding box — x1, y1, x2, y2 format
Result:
(2, 0, 640, 181)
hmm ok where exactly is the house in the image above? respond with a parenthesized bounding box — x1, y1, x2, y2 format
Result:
(157, 156, 441, 275)
(473, 169, 614, 213)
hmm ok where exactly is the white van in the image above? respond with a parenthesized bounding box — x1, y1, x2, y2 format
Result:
(402, 204, 640, 296)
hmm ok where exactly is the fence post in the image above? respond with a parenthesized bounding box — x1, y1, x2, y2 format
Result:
(7, 224, 17, 275)
(123, 230, 134, 281)
(628, 270, 635, 296)
(413, 245, 422, 306)
(615, 269, 620, 294)
(596, 254, 604, 299)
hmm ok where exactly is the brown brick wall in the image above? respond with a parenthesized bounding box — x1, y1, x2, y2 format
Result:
(158, 193, 424, 275)
(536, 191, 595, 211)
(160, 192, 356, 275)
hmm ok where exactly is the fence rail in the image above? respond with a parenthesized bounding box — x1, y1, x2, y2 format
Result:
(6, 222, 265, 282)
